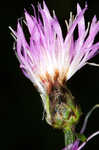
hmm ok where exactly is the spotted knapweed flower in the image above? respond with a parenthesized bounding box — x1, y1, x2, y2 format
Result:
(10, 1, 99, 149)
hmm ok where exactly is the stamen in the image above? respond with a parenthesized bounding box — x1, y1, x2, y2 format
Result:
(87, 62, 99, 67)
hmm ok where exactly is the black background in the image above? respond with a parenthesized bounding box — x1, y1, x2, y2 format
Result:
(1, 0, 99, 149)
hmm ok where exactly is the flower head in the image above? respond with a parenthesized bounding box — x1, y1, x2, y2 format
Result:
(10, 1, 99, 128)
(10, 2, 99, 149)
(10, 2, 99, 95)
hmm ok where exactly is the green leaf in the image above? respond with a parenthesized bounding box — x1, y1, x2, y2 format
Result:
(76, 133, 87, 142)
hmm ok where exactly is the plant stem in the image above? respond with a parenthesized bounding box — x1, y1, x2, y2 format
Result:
(64, 127, 75, 147)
